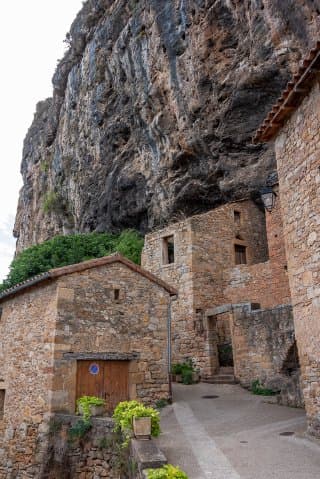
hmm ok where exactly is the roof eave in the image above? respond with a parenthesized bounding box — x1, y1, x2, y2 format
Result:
(253, 40, 320, 144)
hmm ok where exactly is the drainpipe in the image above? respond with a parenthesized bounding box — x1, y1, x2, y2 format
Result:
(168, 295, 177, 403)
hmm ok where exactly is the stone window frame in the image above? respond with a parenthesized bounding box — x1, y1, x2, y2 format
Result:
(233, 239, 249, 265)
(234, 210, 241, 226)
(111, 286, 124, 302)
(161, 233, 176, 266)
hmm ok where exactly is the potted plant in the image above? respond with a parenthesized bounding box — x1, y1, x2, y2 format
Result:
(113, 400, 160, 446)
(77, 396, 106, 421)
(132, 416, 152, 440)
(146, 464, 188, 478)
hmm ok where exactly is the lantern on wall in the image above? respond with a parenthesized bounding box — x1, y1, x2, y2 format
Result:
(260, 186, 276, 212)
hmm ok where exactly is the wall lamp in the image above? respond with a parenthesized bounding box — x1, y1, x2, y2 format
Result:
(260, 186, 276, 212)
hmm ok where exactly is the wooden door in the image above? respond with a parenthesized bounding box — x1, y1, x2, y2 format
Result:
(76, 360, 129, 414)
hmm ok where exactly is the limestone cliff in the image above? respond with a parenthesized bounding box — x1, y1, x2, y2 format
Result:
(14, 0, 320, 251)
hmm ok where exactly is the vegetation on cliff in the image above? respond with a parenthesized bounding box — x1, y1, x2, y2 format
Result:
(0, 229, 143, 292)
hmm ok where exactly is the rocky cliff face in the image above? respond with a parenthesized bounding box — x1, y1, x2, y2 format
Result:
(14, 0, 320, 251)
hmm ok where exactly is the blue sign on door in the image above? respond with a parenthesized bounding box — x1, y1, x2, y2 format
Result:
(89, 363, 99, 375)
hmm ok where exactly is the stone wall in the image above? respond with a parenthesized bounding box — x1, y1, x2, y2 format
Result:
(231, 303, 302, 406)
(191, 200, 269, 312)
(142, 199, 290, 376)
(275, 78, 320, 437)
(0, 282, 57, 478)
(52, 262, 171, 413)
(42, 415, 120, 479)
(141, 220, 196, 367)
(224, 190, 291, 309)
(0, 259, 171, 476)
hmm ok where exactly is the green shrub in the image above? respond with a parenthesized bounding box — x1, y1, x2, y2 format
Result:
(113, 400, 160, 447)
(146, 464, 188, 479)
(172, 360, 195, 384)
(251, 379, 277, 396)
(76, 395, 105, 422)
(68, 419, 92, 441)
(0, 230, 144, 292)
(182, 369, 193, 385)
(171, 363, 184, 375)
(43, 191, 62, 213)
(40, 160, 49, 173)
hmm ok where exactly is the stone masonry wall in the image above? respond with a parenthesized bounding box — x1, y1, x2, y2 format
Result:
(43, 415, 119, 479)
(0, 283, 58, 479)
(231, 303, 302, 406)
(224, 190, 291, 309)
(52, 262, 171, 413)
(0, 261, 171, 476)
(191, 200, 269, 313)
(275, 79, 320, 437)
(142, 200, 272, 375)
(141, 221, 195, 367)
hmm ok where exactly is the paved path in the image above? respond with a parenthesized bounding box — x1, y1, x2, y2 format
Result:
(155, 383, 320, 479)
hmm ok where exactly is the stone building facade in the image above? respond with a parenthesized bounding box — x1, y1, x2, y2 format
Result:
(142, 198, 292, 379)
(0, 254, 176, 478)
(254, 43, 320, 437)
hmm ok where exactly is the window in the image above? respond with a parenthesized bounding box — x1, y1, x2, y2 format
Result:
(0, 390, 5, 419)
(162, 235, 175, 264)
(234, 210, 241, 225)
(235, 244, 247, 264)
(114, 289, 120, 300)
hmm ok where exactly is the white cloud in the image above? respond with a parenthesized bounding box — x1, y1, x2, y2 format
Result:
(0, 0, 84, 282)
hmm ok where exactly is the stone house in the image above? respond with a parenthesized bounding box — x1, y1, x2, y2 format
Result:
(0, 253, 176, 477)
(142, 196, 295, 393)
(254, 40, 320, 437)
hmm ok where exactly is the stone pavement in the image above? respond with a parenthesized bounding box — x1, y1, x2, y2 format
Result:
(155, 383, 320, 479)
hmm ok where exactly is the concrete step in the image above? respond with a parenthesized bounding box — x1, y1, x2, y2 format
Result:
(210, 378, 237, 384)
(219, 367, 234, 374)
(202, 367, 238, 384)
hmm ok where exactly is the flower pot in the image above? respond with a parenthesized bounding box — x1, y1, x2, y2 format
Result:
(78, 404, 105, 417)
(175, 374, 182, 383)
(133, 416, 151, 440)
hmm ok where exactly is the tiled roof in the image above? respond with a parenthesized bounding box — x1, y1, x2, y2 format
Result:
(0, 253, 178, 302)
(254, 40, 320, 143)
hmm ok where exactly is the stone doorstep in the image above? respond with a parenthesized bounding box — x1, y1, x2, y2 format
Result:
(131, 438, 167, 474)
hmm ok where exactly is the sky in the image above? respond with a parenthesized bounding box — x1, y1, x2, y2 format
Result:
(0, 0, 84, 281)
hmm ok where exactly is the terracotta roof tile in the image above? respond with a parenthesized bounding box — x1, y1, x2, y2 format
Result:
(254, 40, 320, 143)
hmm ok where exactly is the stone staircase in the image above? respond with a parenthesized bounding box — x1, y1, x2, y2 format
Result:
(202, 367, 237, 384)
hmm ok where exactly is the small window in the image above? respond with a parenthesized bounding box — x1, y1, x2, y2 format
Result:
(234, 211, 241, 225)
(235, 244, 247, 265)
(163, 235, 175, 264)
(0, 390, 5, 419)
(114, 289, 120, 300)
